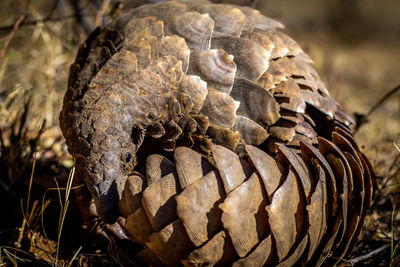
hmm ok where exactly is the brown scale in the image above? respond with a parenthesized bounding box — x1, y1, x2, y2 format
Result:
(211, 36, 270, 81)
(189, 3, 246, 37)
(259, 30, 290, 59)
(60, 1, 375, 266)
(188, 49, 236, 93)
(172, 12, 214, 51)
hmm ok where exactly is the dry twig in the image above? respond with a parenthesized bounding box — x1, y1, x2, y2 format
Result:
(0, 0, 95, 36)
(347, 244, 390, 265)
(0, 14, 26, 66)
(69, 0, 95, 33)
(354, 84, 400, 133)
(95, 0, 111, 27)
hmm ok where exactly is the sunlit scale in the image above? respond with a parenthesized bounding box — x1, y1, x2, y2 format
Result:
(60, 0, 375, 266)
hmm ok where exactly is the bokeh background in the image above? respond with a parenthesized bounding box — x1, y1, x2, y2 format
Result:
(0, 0, 399, 266)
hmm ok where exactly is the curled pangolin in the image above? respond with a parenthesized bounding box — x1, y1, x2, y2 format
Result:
(60, 0, 375, 266)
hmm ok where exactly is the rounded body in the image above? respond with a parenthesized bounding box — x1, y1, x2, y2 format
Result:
(60, 0, 374, 266)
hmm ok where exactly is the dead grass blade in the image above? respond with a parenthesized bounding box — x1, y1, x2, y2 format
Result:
(26, 152, 36, 216)
(0, 14, 26, 66)
(54, 166, 75, 266)
(354, 84, 400, 134)
(67, 245, 82, 267)
(394, 143, 400, 153)
(391, 205, 400, 267)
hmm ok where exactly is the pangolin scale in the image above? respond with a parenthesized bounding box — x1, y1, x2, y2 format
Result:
(60, 0, 375, 266)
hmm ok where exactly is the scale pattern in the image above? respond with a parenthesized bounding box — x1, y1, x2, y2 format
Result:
(60, 0, 375, 266)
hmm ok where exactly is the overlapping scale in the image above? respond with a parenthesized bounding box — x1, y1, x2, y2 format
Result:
(183, 230, 236, 267)
(146, 219, 194, 266)
(142, 172, 181, 231)
(118, 175, 145, 217)
(173, 12, 214, 51)
(276, 235, 308, 267)
(269, 126, 296, 142)
(211, 36, 270, 81)
(60, 1, 375, 266)
(231, 235, 273, 267)
(233, 115, 269, 146)
(130, 1, 187, 23)
(200, 91, 239, 128)
(212, 144, 247, 194)
(159, 35, 190, 72)
(261, 30, 290, 59)
(241, 31, 275, 56)
(190, 4, 246, 37)
(125, 207, 153, 243)
(265, 60, 288, 85)
(178, 75, 208, 113)
(124, 16, 164, 41)
(245, 145, 285, 198)
(231, 78, 280, 126)
(237, 6, 284, 32)
(267, 170, 300, 260)
(174, 146, 213, 188)
(176, 170, 224, 247)
(276, 143, 312, 198)
(219, 172, 268, 257)
(188, 49, 236, 93)
(145, 154, 175, 185)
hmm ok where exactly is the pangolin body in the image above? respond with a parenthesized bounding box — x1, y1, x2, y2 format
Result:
(60, 0, 374, 266)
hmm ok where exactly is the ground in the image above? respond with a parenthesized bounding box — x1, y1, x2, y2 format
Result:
(0, 0, 399, 266)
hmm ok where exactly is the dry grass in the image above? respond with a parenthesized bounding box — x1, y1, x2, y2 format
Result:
(0, 0, 399, 266)
(0, 1, 117, 265)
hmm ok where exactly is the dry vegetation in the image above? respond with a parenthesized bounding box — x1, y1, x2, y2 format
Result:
(0, 0, 399, 266)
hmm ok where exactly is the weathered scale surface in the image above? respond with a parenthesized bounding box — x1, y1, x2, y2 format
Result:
(60, 0, 375, 266)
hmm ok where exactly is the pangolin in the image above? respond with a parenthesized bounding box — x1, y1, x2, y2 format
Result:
(60, 0, 375, 266)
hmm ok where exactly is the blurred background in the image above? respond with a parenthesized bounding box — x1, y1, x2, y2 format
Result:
(0, 0, 399, 266)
